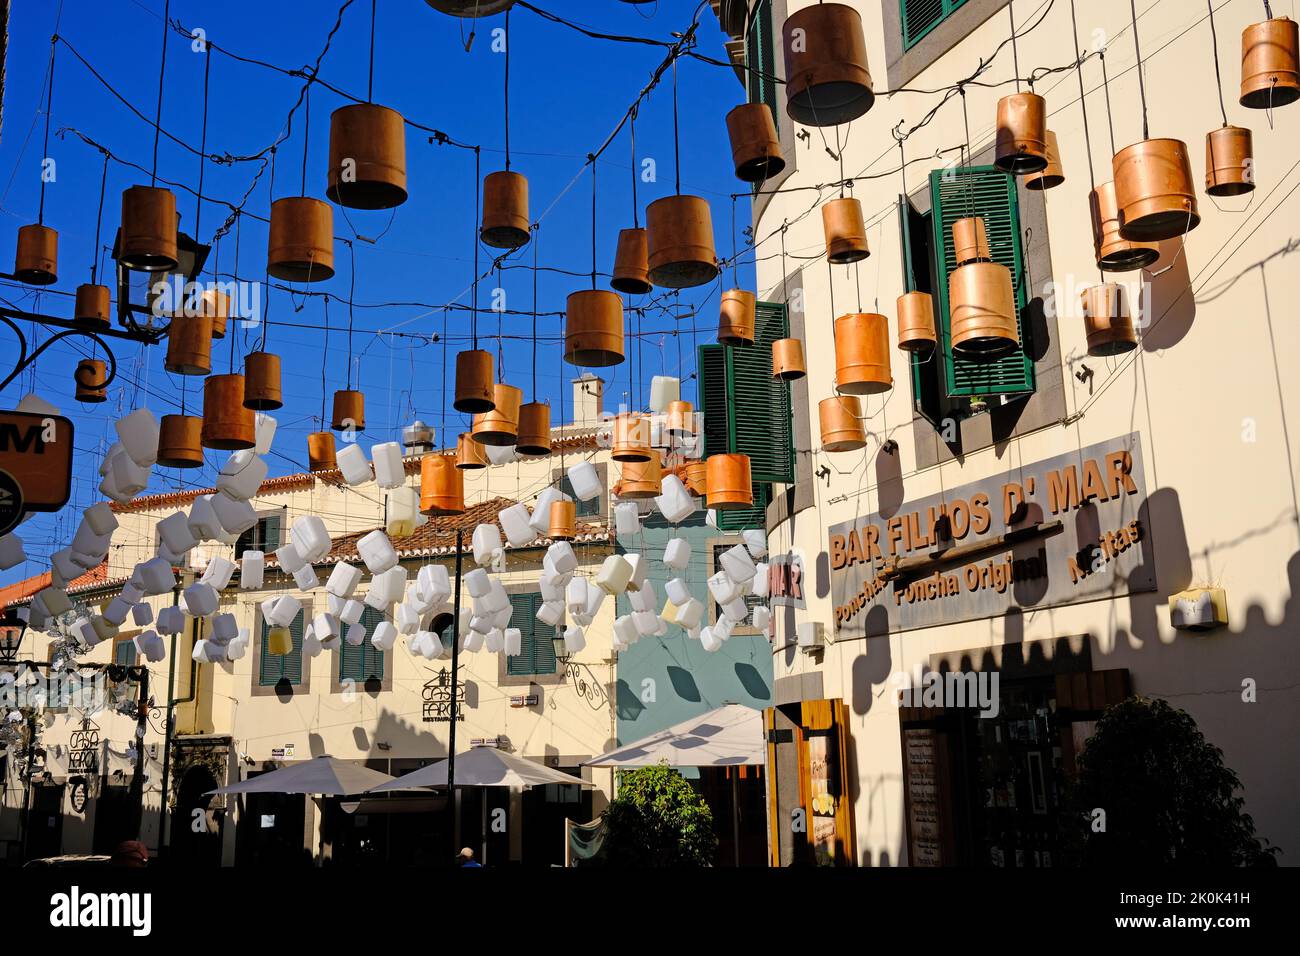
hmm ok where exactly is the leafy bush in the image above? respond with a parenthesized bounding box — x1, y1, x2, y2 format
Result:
(589, 764, 717, 867)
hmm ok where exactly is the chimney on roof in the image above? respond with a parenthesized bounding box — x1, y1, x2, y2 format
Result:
(402, 420, 435, 455)
(571, 374, 603, 428)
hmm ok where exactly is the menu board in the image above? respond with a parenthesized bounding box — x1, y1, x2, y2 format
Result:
(903, 728, 944, 867)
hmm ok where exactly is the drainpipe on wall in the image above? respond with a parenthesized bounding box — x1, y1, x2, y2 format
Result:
(156, 574, 199, 858)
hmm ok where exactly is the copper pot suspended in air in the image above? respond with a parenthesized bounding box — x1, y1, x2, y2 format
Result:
(332, 390, 365, 432)
(471, 383, 522, 446)
(994, 92, 1049, 175)
(646, 195, 719, 289)
(516, 401, 552, 456)
(705, 454, 753, 511)
(725, 103, 785, 183)
(683, 460, 708, 497)
(456, 432, 490, 470)
(326, 103, 408, 210)
(1025, 131, 1065, 190)
(949, 261, 1019, 360)
(564, 289, 625, 367)
(617, 453, 663, 500)
(243, 351, 283, 411)
(268, 196, 335, 281)
(1089, 182, 1159, 272)
(819, 395, 866, 452)
(1205, 125, 1255, 197)
(896, 291, 937, 353)
(782, 2, 874, 126)
(199, 288, 230, 339)
(308, 431, 338, 472)
(420, 453, 465, 516)
(834, 313, 892, 395)
(1240, 16, 1300, 108)
(454, 349, 496, 413)
(611, 413, 652, 463)
(822, 197, 869, 264)
(14, 224, 57, 285)
(1081, 283, 1138, 357)
(772, 338, 807, 380)
(201, 374, 256, 450)
(548, 499, 578, 540)
(119, 185, 178, 272)
(719, 289, 757, 345)
(164, 314, 214, 376)
(424, 0, 515, 16)
(952, 216, 992, 265)
(74, 284, 111, 329)
(156, 414, 204, 469)
(74, 359, 108, 404)
(1112, 138, 1200, 242)
(611, 227, 652, 295)
(667, 400, 696, 436)
(481, 170, 531, 249)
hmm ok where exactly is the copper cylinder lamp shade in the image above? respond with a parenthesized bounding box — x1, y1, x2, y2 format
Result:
(199, 288, 230, 339)
(268, 197, 335, 281)
(948, 262, 1019, 360)
(308, 431, 338, 472)
(454, 349, 496, 413)
(611, 413, 652, 463)
(456, 432, 490, 470)
(1081, 283, 1138, 357)
(1112, 138, 1200, 242)
(1240, 16, 1300, 108)
(819, 395, 866, 452)
(896, 291, 937, 353)
(164, 315, 214, 376)
(705, 454, 753, 510)
(564, 290, 625, 367)
(822, 197, 870, 264)
(243, 351, 284, 411)
(548, 500, 578, 540)
(425, 0, 516, 17)
(994, 92, 1049, 175)
(420, 453, 465, 516)
(74, 359, 108, 404)
(1089, 182, 1159, 272)
(718, 289, 756, 345)
(683, 460, 708, 497)
(332, 390, 366, 432)
(1205, 125, 1255, 196)
(201, 374, 256, 450)
(618, 454, 663, 500)
(781, 2, 874, 126)
(952, 217, 992, 265)
(516, 401, 552, 456)
(119, 185, 178, 272)
(481, 171, 531, 249)
(14, 224, 58, 285)
(611, 227, 652, 295)
(156, 414, 204, 469)
(667, 400, 696, 436)
(471, 383, 522, 446)
(326, 103, 408, 209)
(74, 284, 112, 329)
(1025, 131, 1065, 190)
(772, 338, 807, 380)
(834, 313, 892, 395)
(725, 103, 785, 182)
(646, 195, 720, 289)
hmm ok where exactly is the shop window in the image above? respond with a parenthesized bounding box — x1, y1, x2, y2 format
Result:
(235, 514, 282, 560)
(902, 0, 971, 50)
(746, 0, 779, 132)
(258, 605, 304, 687)
(339, 606, 386, 685)
(506, 591, 557, 677)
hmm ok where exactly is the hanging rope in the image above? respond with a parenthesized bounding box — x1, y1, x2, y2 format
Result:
(1100, 51, 1119, 157)
(1010, 3, 1022, 94)
(90, 153, 109, 286)
(1067, 0, 1098, 195)
(504, 5, 512, 171)
(630, 108, 639, 228)
(151, 0, 171, 187)
(260, 148, 276, 353)
(37, 36, 57, 224)
(590, 153, 598, 290)
(301, 77, 312, 196)
(1206, 0, 1230, 127)
(367, 0, 377, 103)
(195, 44, 212, 251)
(1128, 0, 1151, 141)
(472, 146, 481, 351)
(532, 225, 539, 398)
(672, 55, 682, 195)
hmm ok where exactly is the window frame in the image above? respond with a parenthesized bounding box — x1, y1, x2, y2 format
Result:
(251, 600, 311, 696)
(498, 585, 565, 687)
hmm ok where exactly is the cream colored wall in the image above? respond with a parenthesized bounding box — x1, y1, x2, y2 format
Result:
(759, 0, 1300, 865)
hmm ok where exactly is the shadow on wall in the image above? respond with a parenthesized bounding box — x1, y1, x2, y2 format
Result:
(1140, 239, 1196, 351)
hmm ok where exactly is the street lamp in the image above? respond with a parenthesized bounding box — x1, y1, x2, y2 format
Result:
(111, 215, 210, 332)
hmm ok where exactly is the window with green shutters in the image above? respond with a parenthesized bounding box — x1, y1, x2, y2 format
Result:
(236, 514, 281, 560)
(558, 474, 600, 518)
(902, 0, 970, 50)
(746, 0, 779, 133)
(715, 483, 771, 533)
(259, 606, 304, 686)
(506, 592, 557, 677)
(339, 606, 386, 684)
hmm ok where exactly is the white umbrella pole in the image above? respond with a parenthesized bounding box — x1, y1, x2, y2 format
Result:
(447, 528, 464, 865)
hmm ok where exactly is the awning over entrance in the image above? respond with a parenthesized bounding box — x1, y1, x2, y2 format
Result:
(585, 704, 764, 768)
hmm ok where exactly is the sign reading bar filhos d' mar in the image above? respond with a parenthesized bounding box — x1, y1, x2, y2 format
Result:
(829, 434, 1156, 636)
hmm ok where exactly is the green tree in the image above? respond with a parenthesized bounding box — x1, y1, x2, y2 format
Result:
(1067, 696, 1277, 867)
(591, 764, 717, 867)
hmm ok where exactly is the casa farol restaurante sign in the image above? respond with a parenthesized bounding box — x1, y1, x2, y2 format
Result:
(828, 434, 1156, 635)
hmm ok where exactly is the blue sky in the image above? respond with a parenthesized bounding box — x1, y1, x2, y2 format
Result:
(0, 0, 752, 584)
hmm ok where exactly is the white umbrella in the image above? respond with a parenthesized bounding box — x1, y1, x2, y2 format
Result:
(584, 704, 764, 768)
(208, 755, 395, 795)
(367, 746, 597, 792)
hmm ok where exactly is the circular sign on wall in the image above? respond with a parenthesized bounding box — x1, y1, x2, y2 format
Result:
(0, 469, 24, 537)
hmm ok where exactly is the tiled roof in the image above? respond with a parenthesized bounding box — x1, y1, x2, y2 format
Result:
(0, 562, 116, 611)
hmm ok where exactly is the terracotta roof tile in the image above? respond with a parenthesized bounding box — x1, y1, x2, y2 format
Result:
(0, 562, 114, 611)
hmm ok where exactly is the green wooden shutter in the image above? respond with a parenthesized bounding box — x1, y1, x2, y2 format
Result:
(902, 0, 969, 50)
(261, 514, 282, 551)
(507, 592, 557, 677)
(716, 483, 771, 532)
(259, 608, 304, 686)
(114, 640, 137, 667)
(558, 474, 600, 518)
(340, 607, 385, 683)
(746, 0, 779, 133)
(698, 344, 732, 457)
(929, 166, 1035, 399)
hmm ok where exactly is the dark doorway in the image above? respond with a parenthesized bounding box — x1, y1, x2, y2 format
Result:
(521, 770, 592, 866)
(92, 784, 135, 854)
(170, 766, 224, 866)
(236, 787, 311, 867)
(698, 765, 767, 866)
(25, 783, 65, 860)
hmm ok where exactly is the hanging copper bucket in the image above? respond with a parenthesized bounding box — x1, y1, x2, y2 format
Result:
(201, 374, 256, 450)
(1205, 125, 1255, 196)
(74, 359, 108, 404)
(420, 453, 465, 516)
(725, 103, 785, 182)
(454, 349, 496, 413)
(425, 1, 516, 19)
(1026, 131, 1065, 190)
(481, 170, 531, 249)
(683, 460, 708, 497)
(243, 351, 284, 410)
(332, 390, 366, 432)
(120, 185, 178, 272)
(1240, 16, 1300, 108)
(456, 432, 489, 470)
(156, 414, 204, 469)
(772, 338, 807, 380)
(646, 195, 719, 289)
(949, 262, 1019, 360)
(1089, 182, 1159, 271)
(782, 2, 874, 126)
(516, 401, 552, 456)
(667, 399, 696, 436)
(14, 224, 57, 284)
(268, 196, 335, 281)
(74, 284, 112, 329)
(819, 395, 866, 452)
(618, 454, 663, 500)
(326, 103, 407, 210)
(547, 499, 578, 540)
(611, 227, 652, 295)
(896, 291, 937, 353)
(719, 289, 756, 345)
(308, 431, 338, 472)
(834, 313, 892, 395)
(994, 92, 1049, 174)
(706, 454, 753, 511)
(822, 197, 869, 264)
(564, 290, 625, 367)
(471, 383, 522, 446)
(199, 288, 230, 339)
(1081, 283, 1138, 357)
(1112, 138, 1200, 241)
(611, 413, 652, 463)
(953, 216, 992, 264)
(164, 314, 214, 376)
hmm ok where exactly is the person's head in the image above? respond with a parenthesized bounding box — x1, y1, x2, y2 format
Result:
(111, 840, 148, 868)
(457, 847, 475, 865)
